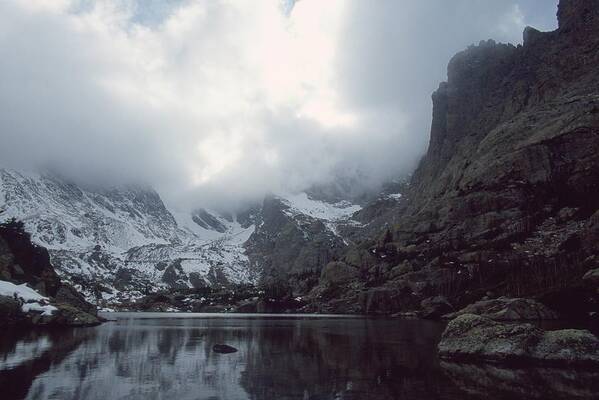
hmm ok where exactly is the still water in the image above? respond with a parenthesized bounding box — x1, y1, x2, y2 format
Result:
(1, 313, 598, 400)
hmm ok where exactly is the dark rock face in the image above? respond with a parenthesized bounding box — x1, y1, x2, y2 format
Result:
(0, 220, 100, 327)
(55, 284, 98, 315)
(0, 220, 61, 297)
(583, 268, 599, 286)
(192, 209, 228, 233)
(445, 297, 559, 321)
(320, 261, 359, 285)
(310, 0, 599, 316)
(51, 303, 101, 327)
(245, 196, 346, 285)
(0, 295, 25, 326)
(420, 296, 454, 320)
(438, 314, 599, 366)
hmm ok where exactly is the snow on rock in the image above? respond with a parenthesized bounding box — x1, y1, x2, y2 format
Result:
(275, 192, 361, 240)
(278, 192, 361, 222)
(386, 193, 403, 200)
(0, 280, 57, 316)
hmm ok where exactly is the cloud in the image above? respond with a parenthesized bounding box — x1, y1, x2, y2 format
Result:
(0, 0, 558, 211)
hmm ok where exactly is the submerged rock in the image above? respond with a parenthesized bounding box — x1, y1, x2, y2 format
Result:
(213, 344, 238, 354)
(438, 314, 599, 366)
(444, 297, 559, 321)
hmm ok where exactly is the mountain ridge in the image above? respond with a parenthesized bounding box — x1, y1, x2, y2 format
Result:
(0, 168, 366, 307)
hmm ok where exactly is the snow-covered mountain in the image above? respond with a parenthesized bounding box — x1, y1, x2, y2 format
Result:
(0, 169, 364, 305)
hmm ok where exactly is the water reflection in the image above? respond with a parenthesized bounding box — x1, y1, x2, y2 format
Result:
(440, 361, 599, 399)
(0, 314, 596, 400)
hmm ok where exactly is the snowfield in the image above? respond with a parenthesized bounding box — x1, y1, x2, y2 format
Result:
(279, 192, 361, 221)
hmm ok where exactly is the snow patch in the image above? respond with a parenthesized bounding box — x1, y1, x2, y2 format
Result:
(0, 280, 58, 316)
(386, 193, 403, 200)
(278, 192, 361, 221)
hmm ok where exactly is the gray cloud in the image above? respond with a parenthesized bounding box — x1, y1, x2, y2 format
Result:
(0, 0, 558, 211)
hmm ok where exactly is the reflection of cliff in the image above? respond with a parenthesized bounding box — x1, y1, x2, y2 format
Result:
(0, 329, 93, 399)
(441, 361, 599, 400)
(238, 319, 455, 400)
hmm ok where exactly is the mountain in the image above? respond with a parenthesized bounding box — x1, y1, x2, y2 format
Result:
(307, 0, 599, 316)
(0, 169, 365, 306)
(3, 0, 595, 318)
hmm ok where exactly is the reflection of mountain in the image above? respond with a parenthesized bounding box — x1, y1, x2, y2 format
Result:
(0, 317, 458, 400)
(4, 317, 596, 400)
(0, 329, 93, 400)
(441, 361, 599, 400)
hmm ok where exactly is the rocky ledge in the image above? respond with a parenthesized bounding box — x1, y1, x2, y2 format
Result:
(438, 314, 599, 366)
(0, 290, 101, 327)
(443, 297, 559, 321)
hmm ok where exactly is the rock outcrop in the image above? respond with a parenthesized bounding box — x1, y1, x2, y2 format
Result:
(444, 297, 559, 321)
(244, 195, 355, 293)
(309, 0, 599, 317)
(438, 314, 599, 366)
(0, 220, 101, 327)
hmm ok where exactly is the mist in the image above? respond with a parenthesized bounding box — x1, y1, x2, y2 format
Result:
(0, 0, 558, 211)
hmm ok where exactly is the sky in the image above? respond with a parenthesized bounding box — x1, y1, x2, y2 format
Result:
(0, 0, 558, 211)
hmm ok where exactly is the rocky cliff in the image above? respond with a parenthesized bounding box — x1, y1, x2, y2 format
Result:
(309, 0, 599, 317)
(0, 220, 100, 326)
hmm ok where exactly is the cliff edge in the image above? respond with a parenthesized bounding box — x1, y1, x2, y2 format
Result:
(309, 0, 599, 316)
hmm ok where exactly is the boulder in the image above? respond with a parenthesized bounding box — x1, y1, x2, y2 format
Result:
(53, 303, 102, 327)
(532, 329, 599, 365)
(438, 314, 599, 366)
(444, 297, 559, 321)
(213, 344, 238, 354)
(55, 284, 97, 315)
(420, 296, 454, 319)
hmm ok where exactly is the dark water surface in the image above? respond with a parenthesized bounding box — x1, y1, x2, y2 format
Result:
(1, 313, 598, 400)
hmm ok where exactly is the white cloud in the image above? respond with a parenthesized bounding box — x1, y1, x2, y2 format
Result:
(0, 0, 558, 210)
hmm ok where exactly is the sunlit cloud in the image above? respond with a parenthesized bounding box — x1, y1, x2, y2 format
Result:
(0, 0, 558, 210)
